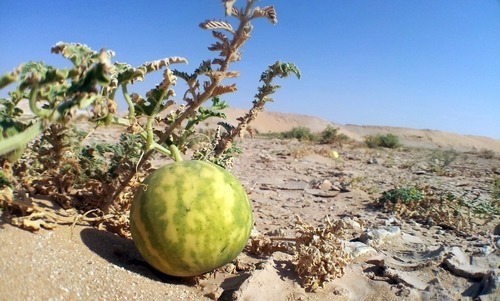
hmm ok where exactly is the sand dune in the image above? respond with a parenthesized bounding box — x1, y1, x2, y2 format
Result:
(215, 108, 500, 152)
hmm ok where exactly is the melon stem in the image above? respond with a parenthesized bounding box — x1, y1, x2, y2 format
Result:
(169, 144, 183, 162)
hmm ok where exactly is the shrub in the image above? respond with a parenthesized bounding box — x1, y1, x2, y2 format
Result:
(428, 149, 459, 174)
(378, 186, 499, 231)
(282, 127, 317, 142)
(378, 187, 424, 205)
(319, 125, 350, 145)
(492, 177, 500, 201)
(364, 133, 400, 149)
(478, 149, 495, 159)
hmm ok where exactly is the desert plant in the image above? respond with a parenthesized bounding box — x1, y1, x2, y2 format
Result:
(245, 216, 354, 292)
(428, 148, 459, 174)
(0, 0, 299, 233)
(477, 148, 496, 159)
(319, 125, 350, 145)
(282, 126, 317, 141)
(294, 216, 352, 292)
(364, 133, 400, 149)
(379, 187, 424, 204)
(492, 177, 500, 201)
(378, 186, 499, 232)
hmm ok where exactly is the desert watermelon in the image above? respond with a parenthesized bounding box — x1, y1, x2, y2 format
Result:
(130, 160, 253, 277)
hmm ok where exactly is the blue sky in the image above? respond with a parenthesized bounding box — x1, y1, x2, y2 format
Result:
(1, 1, 499, 138)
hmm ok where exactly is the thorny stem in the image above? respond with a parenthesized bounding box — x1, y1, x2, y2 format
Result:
(122, 84, 135, 119)
(108, 1, 256, 203)
(155, 1, 254, 149)
(145, 117, 154, 151)
(218, 0, 255, 72)
(214, 62, 300, 156)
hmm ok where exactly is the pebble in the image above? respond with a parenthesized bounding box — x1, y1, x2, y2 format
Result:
(360, 226, 401, 247)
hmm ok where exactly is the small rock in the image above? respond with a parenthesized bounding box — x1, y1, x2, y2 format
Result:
(494, 224, 500, 236)
(480, 245, 494, 256)
(319, 179, 333, 191)
(367, 157, 378, 164)
(204, 287, 224, 300)
(477, 270, 500, 300)
(422, 278, 453, 301)
(436, 230, 446, 235)
(444, 247, 490, 280)
(340, 183, 351, 192)
(360, 226, 401, 247)
(383, 268, 429, 290)
(345, 241, 377, 257)
(332, 181, 342, 191)
(384, 216, 400, 226)
(342, 218, 363, 230)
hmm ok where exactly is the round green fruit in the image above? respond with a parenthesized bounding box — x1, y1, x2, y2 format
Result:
(130, 160, 253, 277)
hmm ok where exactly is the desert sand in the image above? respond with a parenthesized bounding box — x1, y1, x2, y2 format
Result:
(1, 109, 499, 300)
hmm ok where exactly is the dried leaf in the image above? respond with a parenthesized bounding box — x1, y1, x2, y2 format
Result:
(209, 31, 231, 55)
(212, 58, 224, 66)
(225, 71, 240, 78)
(159, 69, 177, 88)
(294, 216, 352, 291)
(213, 30, 231, 44)
(23, 219, 57, 231)
(142, 57, 188, 73)
(206, 71, 225, 81)
(231, 7, 240, 17)
(222, 0, 236, 16)
(208, 42, 226, 52)
(212, 84, 237, 96)
(228, 52, 242, 62)
(199, 20, 235, 33)
(0, 186, 13, 204)
(252, 6, 278, 25)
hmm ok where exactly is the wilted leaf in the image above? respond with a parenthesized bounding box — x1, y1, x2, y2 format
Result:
(252, 6, 278, 24)
(200, 20, 235, 33)
(142, 57, 188, 73)
(212, 84, 237, 96)
(222, 0, 236, 16)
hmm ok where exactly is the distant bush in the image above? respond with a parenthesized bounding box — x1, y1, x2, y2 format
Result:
(428, 149, 459, 174)
(319, 126, 350, 145)
(478, 149, 495, 159)
(493, 177, 500, 201)
(282, 127, 317, 142)
(364, 133, 400, 149)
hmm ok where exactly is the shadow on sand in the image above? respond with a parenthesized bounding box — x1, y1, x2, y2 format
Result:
(80, 228, 196, 285)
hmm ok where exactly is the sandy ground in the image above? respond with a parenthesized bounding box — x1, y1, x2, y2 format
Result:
(1, 110, 499, 300)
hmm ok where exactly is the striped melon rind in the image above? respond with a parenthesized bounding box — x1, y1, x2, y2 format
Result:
(130, 160, 253, 277)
